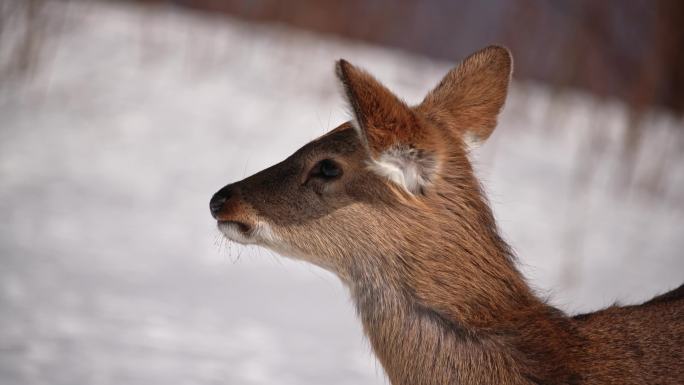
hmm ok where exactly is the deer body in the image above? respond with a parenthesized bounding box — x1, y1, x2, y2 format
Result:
(210, 46, 683, 384)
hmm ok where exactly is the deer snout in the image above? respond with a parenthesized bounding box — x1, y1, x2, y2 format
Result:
(210, 184, 255, 231)
(210, 185, 232, 219)
(211, 184, 261, 242)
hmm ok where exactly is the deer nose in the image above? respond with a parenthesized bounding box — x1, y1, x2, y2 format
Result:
(210, 185, 234, 219)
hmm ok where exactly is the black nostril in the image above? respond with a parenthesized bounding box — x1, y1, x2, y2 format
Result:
(210, 185, 233, 219)
(209, 196, 225, 218)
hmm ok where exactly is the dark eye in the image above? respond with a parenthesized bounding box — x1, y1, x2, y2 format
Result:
(315, 159, 342, 179)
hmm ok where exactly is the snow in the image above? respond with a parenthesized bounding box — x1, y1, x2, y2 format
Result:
(0, 1, 682, 384)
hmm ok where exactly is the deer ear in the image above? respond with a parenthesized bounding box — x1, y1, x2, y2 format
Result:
(336, 59, 419, 156)
(418, 46, 512, 144)
(336, 59, 438, 194)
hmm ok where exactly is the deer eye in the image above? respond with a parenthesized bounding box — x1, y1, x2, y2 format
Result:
(313, 159, 342, 179)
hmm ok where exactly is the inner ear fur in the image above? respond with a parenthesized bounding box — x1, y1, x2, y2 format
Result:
(417, 45, 512, 143)
(336, 59, 442, 194)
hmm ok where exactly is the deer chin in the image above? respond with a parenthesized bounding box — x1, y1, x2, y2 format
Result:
(218, 220, 320, 268)
(217, 220, 255, 245)
(217, 220, 283, 247)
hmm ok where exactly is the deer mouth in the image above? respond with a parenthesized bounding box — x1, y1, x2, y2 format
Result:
(218, 220, 251, 233)
(217, 220, 256, 244)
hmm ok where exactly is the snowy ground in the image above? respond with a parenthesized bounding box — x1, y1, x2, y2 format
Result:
(0, 1, 683, 384)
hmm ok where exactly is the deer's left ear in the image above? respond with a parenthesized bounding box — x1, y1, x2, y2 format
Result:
(336, 59, 440, 194)
(417, 46, 512, 144)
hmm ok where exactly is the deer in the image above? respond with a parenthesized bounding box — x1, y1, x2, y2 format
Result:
(209, 46, 683, 385)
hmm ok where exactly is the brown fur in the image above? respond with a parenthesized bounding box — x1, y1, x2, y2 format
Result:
(210, 46, 684, 385)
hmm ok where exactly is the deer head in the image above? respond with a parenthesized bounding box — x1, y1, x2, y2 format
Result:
(210, 46, 517, 315)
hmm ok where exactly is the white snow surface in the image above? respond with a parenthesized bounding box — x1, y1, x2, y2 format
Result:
(0, 1, 683, 384)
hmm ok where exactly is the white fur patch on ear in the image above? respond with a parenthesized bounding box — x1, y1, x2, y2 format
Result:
(368, 146, 438, 194)
(462, 131, 483, 150)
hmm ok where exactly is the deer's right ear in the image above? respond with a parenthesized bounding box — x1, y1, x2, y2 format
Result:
(336, 60, 421, 156)
(336, 60, 441, 194)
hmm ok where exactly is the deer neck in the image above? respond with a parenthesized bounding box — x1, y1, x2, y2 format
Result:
(346, 217, 580, 385)
(352, 293, 529, 385)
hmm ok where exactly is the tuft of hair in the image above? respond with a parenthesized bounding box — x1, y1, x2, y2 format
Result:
(368, 146, 439, 195)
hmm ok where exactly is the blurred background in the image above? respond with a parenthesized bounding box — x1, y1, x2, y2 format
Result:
(0, 0, 682, 384)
